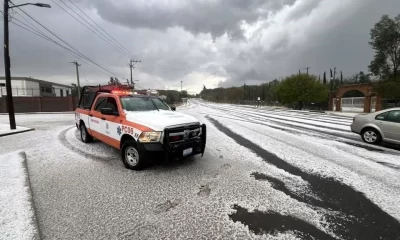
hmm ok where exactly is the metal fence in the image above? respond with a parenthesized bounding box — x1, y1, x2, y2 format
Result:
(381, 99, 400, 110)
(341, 97, 364, 112)
(371, 96, 376, 112)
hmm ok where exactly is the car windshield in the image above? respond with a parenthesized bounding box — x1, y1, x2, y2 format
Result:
(120, 97, 170, 111)
(152, 98, 170, 110)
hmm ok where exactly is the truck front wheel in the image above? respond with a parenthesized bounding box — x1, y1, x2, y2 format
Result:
(121, 140, 146, 170)
(80, 123, 93, 143)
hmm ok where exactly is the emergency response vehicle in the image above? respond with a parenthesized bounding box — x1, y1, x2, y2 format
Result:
(75, 84, 206, 170)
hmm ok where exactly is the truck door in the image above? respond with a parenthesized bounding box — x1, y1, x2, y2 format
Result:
(99, 96, 122, 149)
(90, 96, 108, 139)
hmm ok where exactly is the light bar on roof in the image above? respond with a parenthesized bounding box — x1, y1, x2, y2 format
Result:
(111, 89, 132, 95)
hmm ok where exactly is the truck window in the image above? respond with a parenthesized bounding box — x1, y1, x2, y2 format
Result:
(105, 97, 118, 112)
(120, 97, 157, 111)
(80, 92, 97, 109)
(94, 97, 108, 111)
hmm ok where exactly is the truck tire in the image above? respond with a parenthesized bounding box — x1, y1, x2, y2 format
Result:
(121, 140, 146, 170)
(80, 123, 93, 143)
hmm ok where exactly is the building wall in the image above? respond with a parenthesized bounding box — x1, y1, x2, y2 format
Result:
(0, 79, 37, 96)
(0, 96, 79, 113)
(0, 79, 70, 97)
(25, 80, 41, 96)
(52, 85, 71, 97)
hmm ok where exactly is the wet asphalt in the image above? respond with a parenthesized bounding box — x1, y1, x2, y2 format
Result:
(0, 105, 399, 239)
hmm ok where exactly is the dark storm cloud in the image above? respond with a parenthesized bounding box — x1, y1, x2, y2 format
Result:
(88, 0, 295, 40)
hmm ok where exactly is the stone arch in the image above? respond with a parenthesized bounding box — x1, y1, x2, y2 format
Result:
(334, 83, 375, 113)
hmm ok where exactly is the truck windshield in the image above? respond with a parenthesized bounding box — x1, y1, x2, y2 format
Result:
(120, 97, 170, 111)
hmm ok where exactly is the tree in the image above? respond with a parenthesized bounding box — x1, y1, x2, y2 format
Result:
(323, 72, 327, 85)
(369, 14, 400, 80)
(358, 71, 371, 83)
(340, 71, 343, 85)
(108, 77, 120, 85)
(277, 74, 328, 108)
(375, 80, 400, 99)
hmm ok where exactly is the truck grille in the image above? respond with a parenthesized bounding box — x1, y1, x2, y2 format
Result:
(166, 124, 201, 144)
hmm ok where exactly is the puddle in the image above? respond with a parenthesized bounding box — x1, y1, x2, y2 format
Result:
(376, 162, 400, 170)
(229, 204, 334, 239)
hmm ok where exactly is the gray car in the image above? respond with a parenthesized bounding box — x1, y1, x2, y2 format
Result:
(350, 108, 400, 145)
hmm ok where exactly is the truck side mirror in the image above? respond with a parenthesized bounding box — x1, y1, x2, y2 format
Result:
(101, 108, 114, 115)
(171, 106, 176, 111)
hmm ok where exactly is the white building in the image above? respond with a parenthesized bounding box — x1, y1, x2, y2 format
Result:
(0, 77, 72, 97)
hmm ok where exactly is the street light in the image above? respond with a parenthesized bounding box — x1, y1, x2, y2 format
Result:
(9, 3, 51, 8)
(3, 1, 51, 129)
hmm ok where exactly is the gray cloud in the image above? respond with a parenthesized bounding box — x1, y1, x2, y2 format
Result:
(0, 0, 399, 93)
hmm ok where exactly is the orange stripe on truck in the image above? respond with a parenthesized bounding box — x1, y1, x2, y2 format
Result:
(91, 129, 121, 149)
(121, 118, 153, 132)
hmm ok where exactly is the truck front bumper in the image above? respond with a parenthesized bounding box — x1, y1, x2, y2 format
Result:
(136, 124, 207, 160)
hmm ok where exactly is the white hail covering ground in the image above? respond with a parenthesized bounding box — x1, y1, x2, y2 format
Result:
(0, 124, 31, 136)
(184, 100, 400, 220)
(0, 152, 37, 240)
(0, 106, 399, 239)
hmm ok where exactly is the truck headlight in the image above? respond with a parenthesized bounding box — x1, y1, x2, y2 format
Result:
(138, 131, 162, 143)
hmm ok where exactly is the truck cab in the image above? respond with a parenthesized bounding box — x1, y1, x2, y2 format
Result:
(75, 85, 206, 170)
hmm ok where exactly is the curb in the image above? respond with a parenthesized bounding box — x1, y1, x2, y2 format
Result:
(0, 128, 35, 137)
(20, 151, 42, 240)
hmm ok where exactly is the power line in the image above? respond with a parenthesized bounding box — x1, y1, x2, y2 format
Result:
(12, 4, 125, 79)
(13, 11, 49, 38)
(9, 17, 126, 83)
(9, 18, 121, 81)
(52, 0, 132, 58)
(9, 19, 85, 60)
(66, 0, 136, 58)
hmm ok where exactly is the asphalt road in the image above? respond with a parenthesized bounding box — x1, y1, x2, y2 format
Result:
(0, 102, 399, 239)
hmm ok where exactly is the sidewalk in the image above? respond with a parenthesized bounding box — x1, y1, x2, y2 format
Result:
(0, 111, 74, 115)
(325, 111, 362, 118)
(0, 124, 34, 137)
(0, 152, 40, 240)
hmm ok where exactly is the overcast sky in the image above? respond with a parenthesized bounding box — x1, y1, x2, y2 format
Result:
(1, 0, 399, 93)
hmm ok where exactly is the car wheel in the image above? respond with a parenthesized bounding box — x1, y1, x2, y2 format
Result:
(121, 140, 146, 170)
(361, 128, 382, 144)
(80, 123, 93, 143)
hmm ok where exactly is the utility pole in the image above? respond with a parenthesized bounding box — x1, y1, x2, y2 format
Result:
(3, 2, 50, 130)
(243, 83, 246, 101)
(3, 0, 16, 129)
(181, 81, 183, 92)
(129, 60, 141, 84)
(71, 61, 81, 97)
(333, 67, 337, 80)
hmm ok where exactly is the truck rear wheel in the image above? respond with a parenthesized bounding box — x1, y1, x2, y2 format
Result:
(80, 123, 93, 143)
(121, 140, 146, 170)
